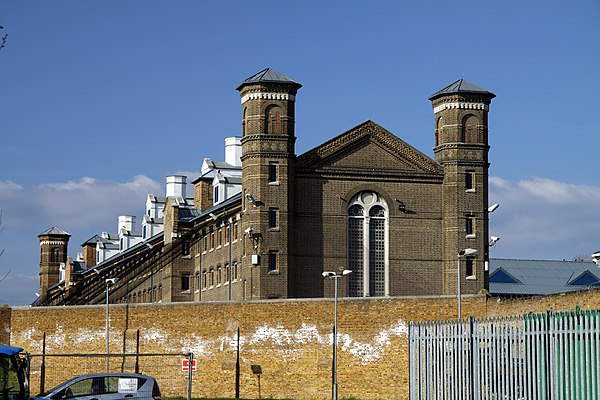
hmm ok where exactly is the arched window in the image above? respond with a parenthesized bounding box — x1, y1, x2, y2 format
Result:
(461, 115, 479, 143)
(242, 107, 247, 136)
(51, 247, 61, 263)
(347, 192, 389, 297)
(435, 116, 444, 146)
(265, 105, 282, 135)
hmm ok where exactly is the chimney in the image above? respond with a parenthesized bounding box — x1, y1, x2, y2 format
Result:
(225, 137, 242, 167)
(166, 175, 187, 198)
(118, 215, 136, 233)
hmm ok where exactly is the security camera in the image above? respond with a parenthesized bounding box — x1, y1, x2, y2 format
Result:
(489, 236, 500, 246)
(106, 278, 118, 285)
(488, 203, 500, 213)
(245, 227, 253, 235)
(322, 271, 336, 278)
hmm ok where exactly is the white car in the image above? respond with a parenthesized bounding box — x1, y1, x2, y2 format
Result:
(30, 373, 161, 400)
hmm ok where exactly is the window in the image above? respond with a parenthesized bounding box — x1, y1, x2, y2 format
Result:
(225, 263, 230, 284)
(266, 105, 283, 134)
(269, 163, 278, 183)
(465, 171, 475, 192)
(214, 186, 219, 203)
(209, 269, 215, 287)
(233, 262, 238, 281)
(218, 229, 223, 246)
(182, 241, 190, 256)
(210, 232, 215, 249)
(269, 208, 278, 229)
(217, 266, 222, 286)
(462, 115, 480, 143)
(268, 251, 278, 272)
(465, 258, 475, 278)
(181, 274, 190, 292)
(466, 215, 475, 238)
(347, 192, 388, 297)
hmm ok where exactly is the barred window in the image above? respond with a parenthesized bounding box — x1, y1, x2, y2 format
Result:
(347, 192, 388, 297)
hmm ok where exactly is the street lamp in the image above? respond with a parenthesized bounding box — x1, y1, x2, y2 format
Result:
(457, 249, 477, 319)
(322, 269, 352, 400)
(105, 277, 118, 372)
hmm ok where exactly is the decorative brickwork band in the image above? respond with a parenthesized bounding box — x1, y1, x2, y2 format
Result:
(241, 92, 295, 104)
(433, 102, 489, 114)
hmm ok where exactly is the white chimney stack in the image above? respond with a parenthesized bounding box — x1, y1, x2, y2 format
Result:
(118, 215, 136, 232)
(225, 137, 242, 167)
(166, 175, 187, 198)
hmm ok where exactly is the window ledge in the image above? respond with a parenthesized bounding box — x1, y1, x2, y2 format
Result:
(268, 270, 280, 275)
(466, 276, 477, 281)
(465, 188, 476, 193)
(466, 234, 476, 239)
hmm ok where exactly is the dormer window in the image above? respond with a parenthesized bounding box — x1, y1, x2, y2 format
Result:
(214, 186, 219, 203)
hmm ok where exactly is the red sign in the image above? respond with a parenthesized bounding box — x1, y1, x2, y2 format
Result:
(182, 359, 197, 371)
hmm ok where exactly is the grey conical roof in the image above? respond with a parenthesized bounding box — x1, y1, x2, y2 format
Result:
(236, 68, 302, 91)
(429, 78, 495, 101)
(38, 226, 71, 237)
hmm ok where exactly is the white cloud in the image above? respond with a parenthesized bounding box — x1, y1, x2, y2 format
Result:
(489, 176, 600, 260)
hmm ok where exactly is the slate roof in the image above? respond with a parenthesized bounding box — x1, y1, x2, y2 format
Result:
(38, 226, 71, 237)
(236, 68, 302, 90)
(429, 78, 495, 101)
(489, 258, 600, 296)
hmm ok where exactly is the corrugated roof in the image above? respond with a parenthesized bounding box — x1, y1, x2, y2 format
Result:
(489, 258, 600, 296)
(38, 226, 71, 237)
(236, 68, 301, 90)
(429, 78, 495, 101)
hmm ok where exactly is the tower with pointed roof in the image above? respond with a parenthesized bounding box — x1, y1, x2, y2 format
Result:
(237, 68, 301, 299)
(429, 79, 495, 295)
(38, 227, 71, 302)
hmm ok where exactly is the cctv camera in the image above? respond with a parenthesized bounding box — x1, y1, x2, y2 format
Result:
(488, 203, 500, 213)
(245, 227, 253, 235)
(322, 271, 336, 278)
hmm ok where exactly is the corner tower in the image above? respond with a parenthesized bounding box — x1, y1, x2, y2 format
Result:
(237, 68, 301, 299)
(38, 226, 70, 302)
(429, 79, 495, 296)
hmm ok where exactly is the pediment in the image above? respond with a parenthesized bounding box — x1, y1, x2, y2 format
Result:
(296, 120, 441, 174)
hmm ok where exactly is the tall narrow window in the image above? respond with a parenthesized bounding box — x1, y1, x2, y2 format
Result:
(268, 251, 278, 272)
(462, 115, 480, 143)
(269, 208, 278, 229)
(465, 171, 475, 192)
(269, 163, 278, 183)
(182, 241, 190, 256)
(214, 186, 219, 203)
(465, 258, 475, 278)
(347, 192, 389, 297)
(465, 215, 475, 237)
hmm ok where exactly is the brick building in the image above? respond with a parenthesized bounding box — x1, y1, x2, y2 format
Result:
(36, 68, 495, 305)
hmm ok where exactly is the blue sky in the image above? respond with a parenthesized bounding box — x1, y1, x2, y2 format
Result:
(1, 1, 599, 305)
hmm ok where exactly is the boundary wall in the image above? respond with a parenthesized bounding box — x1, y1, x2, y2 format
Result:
(2, 290, 600, 400)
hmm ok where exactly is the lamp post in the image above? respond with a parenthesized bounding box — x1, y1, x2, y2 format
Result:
(105, 277, 118, 372)
(457, 249, 477, 319)
(322, 269, 352, 400)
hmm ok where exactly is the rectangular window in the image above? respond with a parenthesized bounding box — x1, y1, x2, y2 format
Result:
(269, 208, 278, 229)
(182, 241, 190, 256)
(218, 229, 222, 246)
(214, 186, 219, 203)
(465, 259, 475, 278)
(465, 171, 475, 191)
(268, 251, 278, 272)
(269, 163, 278, 183)
(181, 274, 190, 292)
(465, 216, 475, 237)
(210, 232, 215, 249)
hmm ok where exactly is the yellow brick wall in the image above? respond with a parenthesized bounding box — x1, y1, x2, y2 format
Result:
(5, 291, 600, 400)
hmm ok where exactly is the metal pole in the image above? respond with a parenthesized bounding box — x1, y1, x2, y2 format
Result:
(333, 276, 338, 400)
(187, 352, 193, 400)
(235, 327, 240, 398)
(457, 255, 461, 320)
(105, 281, 109, 372)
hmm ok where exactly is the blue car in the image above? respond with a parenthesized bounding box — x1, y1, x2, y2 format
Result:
(30, 373, 161, 400)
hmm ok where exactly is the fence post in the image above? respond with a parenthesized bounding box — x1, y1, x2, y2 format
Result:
(40, 332, 46, 395)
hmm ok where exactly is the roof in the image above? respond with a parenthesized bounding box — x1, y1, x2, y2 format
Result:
(236, 68, 302, 91)
(489, 258, 600, 296)
(429, 78, 495, 101)
(39, 226, 71, 237)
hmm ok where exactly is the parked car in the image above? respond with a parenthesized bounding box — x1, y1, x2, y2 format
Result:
(30, 373, 161, 400)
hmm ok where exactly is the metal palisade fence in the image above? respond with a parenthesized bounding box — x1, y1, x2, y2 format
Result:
(409, 309, 600, 400)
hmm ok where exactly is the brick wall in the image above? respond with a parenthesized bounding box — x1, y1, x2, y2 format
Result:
(6, 290, 600, 400)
